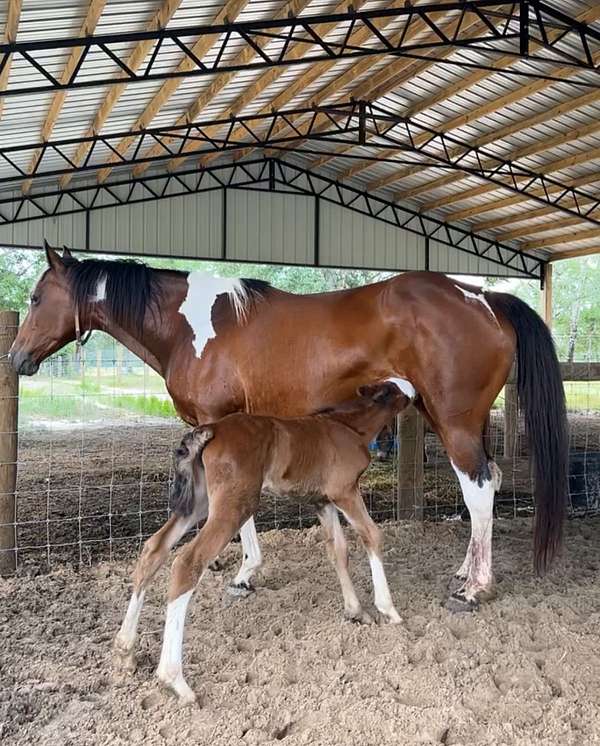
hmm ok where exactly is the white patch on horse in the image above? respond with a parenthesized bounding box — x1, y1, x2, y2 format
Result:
(367, 552, 402, 623)
(179, 271, 250, 359)
(454, 285, 498, 325)
(385, 377, 416, 399)
(93, 275, 107, 302)
(156, 589, 196, 703)
(451, 461, 496, 600)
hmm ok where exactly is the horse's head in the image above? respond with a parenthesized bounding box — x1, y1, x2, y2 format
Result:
(9, 243, 78, 376)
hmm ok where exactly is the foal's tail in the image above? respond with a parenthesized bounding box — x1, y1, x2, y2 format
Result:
(170, 426, 214, 517)
(489, 292, 568, 574)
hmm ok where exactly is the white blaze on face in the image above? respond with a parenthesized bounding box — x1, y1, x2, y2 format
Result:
(454, 284, 498, 325)
(179, 271, 249, 359)
(385, 377, 416, 399)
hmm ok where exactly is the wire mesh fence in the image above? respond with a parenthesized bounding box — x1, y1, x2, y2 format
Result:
(1, 324, 599, 572)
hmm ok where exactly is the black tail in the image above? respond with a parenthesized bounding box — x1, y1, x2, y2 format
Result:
(170, 427, 214, 517)
(489, 292, 568, 574)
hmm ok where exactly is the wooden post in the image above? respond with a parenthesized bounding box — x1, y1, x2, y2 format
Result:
(504, 362, 518, 459)
(0, 311, 18, 574)
(396, 405, 424, 520)
(542, 263, 553, 329)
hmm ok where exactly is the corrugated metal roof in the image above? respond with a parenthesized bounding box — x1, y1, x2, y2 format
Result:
(0, 0, 599, 261)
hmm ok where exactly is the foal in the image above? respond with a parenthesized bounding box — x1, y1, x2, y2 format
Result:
(146, 382, 410, 702)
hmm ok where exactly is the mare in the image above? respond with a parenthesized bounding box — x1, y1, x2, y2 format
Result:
(9, 245, 567, 625)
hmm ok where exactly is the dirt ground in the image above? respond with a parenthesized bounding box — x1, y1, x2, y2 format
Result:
(2, 517, 600, 746)
(13, 409, 600, 568)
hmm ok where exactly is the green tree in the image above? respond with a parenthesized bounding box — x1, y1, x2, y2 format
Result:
(0, 249, 46, 312)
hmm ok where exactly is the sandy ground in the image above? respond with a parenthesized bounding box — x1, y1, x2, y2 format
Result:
(2, 517, 600, 746)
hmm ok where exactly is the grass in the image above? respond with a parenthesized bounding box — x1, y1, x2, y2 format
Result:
(16, 374, 600, 427)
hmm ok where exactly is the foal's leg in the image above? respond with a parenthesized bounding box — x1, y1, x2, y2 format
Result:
(317, 503, 371, 624)
(156, 509, 243, 703)
(114, 502, 206, 669)
(334, 490, 401, 624)
(228, 516, 263, 596)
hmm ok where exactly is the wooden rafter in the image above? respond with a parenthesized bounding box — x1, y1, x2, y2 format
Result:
(22, 0, 107, 194)
(129, 0, 311, 180)
(520, 227, 600, 252)
(0, 0, 22, 120)
(446, 147, 600, 223)
(472, 170, 600, 232)
(95, 0, 250, 184)
(496, 216, 582, 242)
(192, 1, 469, 171)
(331, 3, 600, 188)
(549, 246, 600, 262)
(58, 0, 183, 190)
(417, 119, 600, 215)
(165, 0, 380, 172)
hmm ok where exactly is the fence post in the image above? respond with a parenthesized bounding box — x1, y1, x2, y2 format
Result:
(0, 310, 18, 574)
(397, 406, 424, 520)
(504, 362, 518, 459)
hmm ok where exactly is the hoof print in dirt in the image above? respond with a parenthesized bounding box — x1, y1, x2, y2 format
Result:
(444, 592, 480, 614)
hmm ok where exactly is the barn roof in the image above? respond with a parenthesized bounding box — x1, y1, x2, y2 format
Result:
(0, 0, 599, 269)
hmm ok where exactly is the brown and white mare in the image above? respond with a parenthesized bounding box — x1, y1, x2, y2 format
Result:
(9, 245, 567, 613)
(150, 381, 410, 702)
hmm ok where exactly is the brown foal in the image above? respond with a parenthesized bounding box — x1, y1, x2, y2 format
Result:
(116, 382, 410, 703)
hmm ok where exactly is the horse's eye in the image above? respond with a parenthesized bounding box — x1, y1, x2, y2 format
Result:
(30, 294, 40, 306)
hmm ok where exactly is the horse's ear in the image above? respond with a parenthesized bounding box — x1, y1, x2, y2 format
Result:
(62, 246, 76, 264)
(44, 241, 64, 273)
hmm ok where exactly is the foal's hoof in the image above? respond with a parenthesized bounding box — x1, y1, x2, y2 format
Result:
(226, 580, 255, 598)
(444, 591, 480, 614)
(112, 641, 137, 674)
(344, 608, 373, 625)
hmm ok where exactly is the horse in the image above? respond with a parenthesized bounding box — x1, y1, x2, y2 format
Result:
(9, 244, 567, 624)
(137, 381, 410, 702)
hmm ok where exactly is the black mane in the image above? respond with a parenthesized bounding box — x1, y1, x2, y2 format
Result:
(65, 257, 272, 333)
(66, 258, 165, 334)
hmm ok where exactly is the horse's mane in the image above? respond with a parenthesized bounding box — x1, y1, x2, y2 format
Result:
(64, 257, 271, 333)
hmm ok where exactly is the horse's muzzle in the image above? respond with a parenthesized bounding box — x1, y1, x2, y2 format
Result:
(9, 349, 39, 376)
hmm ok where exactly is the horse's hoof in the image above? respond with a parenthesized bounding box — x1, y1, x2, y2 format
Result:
(444, 591, 479, 614)
(447, 574, 467, 594)
(226, 581, 255, 598)
(157, 673, 197, 705)
(344, 608, 373, 625)
(113, 641, 137, 674)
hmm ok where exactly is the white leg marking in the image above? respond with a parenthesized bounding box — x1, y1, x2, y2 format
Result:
(320, 504, 364, 620)
(232, 517, 262, 589)
(115, 590, 145, 652)
(178, 271, 250, 359)
(451, 461, 496, 601)
(156, 589, 196, 703)
(456, 538, 473, 579)
(368, 552, 402, 623)
(384, 377, 416, 399)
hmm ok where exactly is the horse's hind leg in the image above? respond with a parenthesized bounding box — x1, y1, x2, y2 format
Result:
(114, 501, 207, 670)
(317, 503, 371, 624)
(333, 489, 401, 624)
(443, 428, 502, 612)
(156, 506, 245, 703)
(228, 516, 263, 596)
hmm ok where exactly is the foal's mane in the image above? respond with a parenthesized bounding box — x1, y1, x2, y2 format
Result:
(64, 256, 271, 333)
